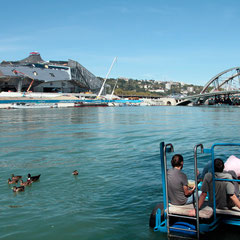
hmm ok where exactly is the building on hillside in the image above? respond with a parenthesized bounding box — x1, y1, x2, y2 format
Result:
(0, 52, 105, 94)
(149, 89, 165, 93)
(187, 86, 194, 92)
(119, 77, 129, 82)
(165, 83, 171, 90)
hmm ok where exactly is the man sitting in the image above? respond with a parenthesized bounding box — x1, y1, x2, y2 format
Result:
(190, 158, 240, 215)
(198, 155, 240, 182)
(167, 154, 195, 205)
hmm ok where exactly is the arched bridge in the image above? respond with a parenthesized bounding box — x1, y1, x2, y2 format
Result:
(176, 66, 240, 106)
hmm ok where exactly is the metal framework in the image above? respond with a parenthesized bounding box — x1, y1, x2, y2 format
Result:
(201, 67, 240, 94)
(176, 67, 240, 105)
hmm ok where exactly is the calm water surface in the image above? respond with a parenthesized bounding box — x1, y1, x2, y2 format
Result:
(0, 106, 240, 240)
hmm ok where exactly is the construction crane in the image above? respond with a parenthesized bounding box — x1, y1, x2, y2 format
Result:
(13, 70, 35, 92)
(97, 57, 117, 99)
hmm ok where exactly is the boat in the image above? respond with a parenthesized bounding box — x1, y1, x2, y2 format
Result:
(150, 142, 240, 239)
(74, 102, 108, 107)
(10, 102, 58, 109)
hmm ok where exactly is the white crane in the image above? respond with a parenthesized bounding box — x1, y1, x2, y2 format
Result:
(110, 78, 119, 100)
(97, 57, 117, 98)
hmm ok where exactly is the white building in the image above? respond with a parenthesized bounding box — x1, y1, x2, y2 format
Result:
(187, 86, 194, 92)
(165, 83, 172, 90)
(149, 89, 165, 93)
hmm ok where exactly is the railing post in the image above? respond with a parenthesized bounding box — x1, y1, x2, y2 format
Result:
(160, 142, 166, 211)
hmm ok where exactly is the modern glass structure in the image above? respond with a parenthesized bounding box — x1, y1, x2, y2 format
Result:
(0, 52, 104, 94)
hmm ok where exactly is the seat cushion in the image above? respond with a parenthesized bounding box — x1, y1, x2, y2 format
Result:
(168, 203, 213, 219)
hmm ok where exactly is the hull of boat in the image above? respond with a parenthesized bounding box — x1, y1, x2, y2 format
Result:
(74, 102, 108, 107)
(10, 103, 58, 109)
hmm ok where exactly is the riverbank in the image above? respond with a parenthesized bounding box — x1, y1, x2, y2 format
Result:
(0, 91, 177, 108)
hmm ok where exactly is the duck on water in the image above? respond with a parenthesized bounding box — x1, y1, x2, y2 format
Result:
(27, 173, 41, 182)
(12, 186, 25, 192)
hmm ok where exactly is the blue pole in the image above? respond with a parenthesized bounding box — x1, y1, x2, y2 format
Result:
(211, 146, 216, 221)
(160, 142, 167, 211)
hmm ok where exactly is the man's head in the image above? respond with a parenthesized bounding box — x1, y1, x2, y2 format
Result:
(171, 154, 184, 169)
(214, 158, 224, 173)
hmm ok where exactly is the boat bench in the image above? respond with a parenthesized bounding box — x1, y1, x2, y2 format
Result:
(168, 204, 240, 217)
(168, 203, 213, 219)
(216, 206, 240, 216)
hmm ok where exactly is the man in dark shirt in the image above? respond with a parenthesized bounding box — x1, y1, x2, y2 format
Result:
(189, 158, 240, 215)
(168, 154, 195, 205)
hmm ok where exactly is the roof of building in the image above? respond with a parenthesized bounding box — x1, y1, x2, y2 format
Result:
(1, 52, 45, 65)
(19, 52, 45, 63)
(0, 52, 104, 93)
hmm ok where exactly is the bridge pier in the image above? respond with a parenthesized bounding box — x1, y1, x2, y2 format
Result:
(176, 92, 240, 106)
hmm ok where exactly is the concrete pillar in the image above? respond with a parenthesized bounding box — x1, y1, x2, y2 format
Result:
(17, 79, 23, 92)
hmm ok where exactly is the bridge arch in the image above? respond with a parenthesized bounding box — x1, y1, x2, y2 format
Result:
(201, 67, 240, 94)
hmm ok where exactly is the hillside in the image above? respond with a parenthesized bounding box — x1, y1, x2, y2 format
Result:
(98, 77, 204, 97)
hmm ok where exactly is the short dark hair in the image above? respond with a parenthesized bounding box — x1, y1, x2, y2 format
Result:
(214, 158, 224, 172)
(171, 154, 184, 167)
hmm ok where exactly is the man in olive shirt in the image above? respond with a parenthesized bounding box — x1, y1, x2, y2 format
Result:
(189, 158, 240, 215)
(168, 154, 195, 205)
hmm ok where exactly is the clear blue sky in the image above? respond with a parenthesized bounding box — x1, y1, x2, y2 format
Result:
(1, 0, 239, 86)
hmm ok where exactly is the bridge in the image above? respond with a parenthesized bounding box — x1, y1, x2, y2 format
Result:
(176, 66, 240, 106)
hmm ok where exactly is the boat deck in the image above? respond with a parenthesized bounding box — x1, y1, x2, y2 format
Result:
(169, 204, 213, 219)
(168, 203, 240, 218)
(216, 207, 240, 216)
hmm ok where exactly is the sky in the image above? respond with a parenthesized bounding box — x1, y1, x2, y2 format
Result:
(0, 0, 239, 86)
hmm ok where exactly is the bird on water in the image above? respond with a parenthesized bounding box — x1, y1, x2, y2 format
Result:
(72, 170, 79, 175)
(8, 178, 18, 184)
(27, 173, 41, 182)
(20, 179, 32, 186)
(12, 186, 25, 192)
(11, 174, 22, 181)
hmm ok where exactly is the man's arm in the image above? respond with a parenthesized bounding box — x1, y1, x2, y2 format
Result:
(198, 192, 207, 209)
(188, 192, 207, 216)
(230, 194, 240, 209)
(183, 185, 196, 196)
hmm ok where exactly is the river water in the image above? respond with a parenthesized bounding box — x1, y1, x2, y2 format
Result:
(1, 106, 240, 240)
